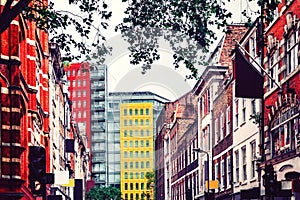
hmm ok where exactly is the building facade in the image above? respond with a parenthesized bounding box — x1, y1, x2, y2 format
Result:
(155, 92, 198, 200)
(261, 0, 300, 198)
(193, 66, 228, 200)
(0, 3, 50, 198)
(107, 92, 167, 199)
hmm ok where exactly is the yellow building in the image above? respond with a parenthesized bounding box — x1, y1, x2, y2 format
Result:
(120, 102, 154, 200)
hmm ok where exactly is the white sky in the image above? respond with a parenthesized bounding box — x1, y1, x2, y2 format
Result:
(53, 0, 259, 101)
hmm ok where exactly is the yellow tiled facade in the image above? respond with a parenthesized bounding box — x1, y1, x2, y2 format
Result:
(120, 102, 154, 200)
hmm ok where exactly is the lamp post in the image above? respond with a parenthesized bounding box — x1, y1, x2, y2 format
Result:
(193, 148, 210, 200)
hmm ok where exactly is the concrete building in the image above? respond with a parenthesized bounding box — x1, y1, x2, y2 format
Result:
(107, 92, 168, 199)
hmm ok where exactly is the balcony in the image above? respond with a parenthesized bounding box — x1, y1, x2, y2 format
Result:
(91, 93, 105, 100)
(91, 125, 105, 132)
(91, 82, 105, 90)
(91, 114, 105, 121)
(91, 104, 105, 111)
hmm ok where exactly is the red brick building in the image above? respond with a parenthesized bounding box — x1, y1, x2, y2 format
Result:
(0, 1, 50, 199)
(262, 0, 300, 197)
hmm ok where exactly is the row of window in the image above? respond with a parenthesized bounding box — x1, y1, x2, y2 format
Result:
(67, 69, 89, 77)
(123, 193, 147, 200)
(124, 171, 150, 179)
(123, 151, 150, 159)
(124, 161, 151, 169)
(123, 108, 150, 116)
(123, 119, 151, 126)
(124, 182, 146, 190)
(214, 140, 256, 190)
(123, 129, 151, 137)
(215, 98, 258, 144)
(72, 90, 87, 97)
(72, 100, 87, 108)
(73, 111, 87, 118)
(123, 140, 151, 148)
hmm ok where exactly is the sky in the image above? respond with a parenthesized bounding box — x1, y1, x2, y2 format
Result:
(53, 0, 259, 101)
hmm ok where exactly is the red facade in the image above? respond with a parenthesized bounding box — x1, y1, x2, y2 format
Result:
(0, 2, 50, 199)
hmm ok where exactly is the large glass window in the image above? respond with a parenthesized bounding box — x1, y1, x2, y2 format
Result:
(242, 146, 247, 181)
(286, 30, 298, 75)
(235, 150, 239, 183)
(251, 141, 256, 179)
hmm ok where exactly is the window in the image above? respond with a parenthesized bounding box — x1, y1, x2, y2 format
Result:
(146, 108, 149, 115)
(130, 172, 133, 179)
(146, 140, 149, 147)
(242, 99, 246, 123)
(215, 118, 219, 144)
(141, 162, 144, 168)
(72, 80, 75, 87)
(83, 91, 86, 97)
(67, 70, 70, 76)
(72, 69, 76, 76)
(125, 183, 128, 190)
(124, 130, 127, 137)
(78, 80, 81, 86)
(201, 89, 210, 115)
(124, 120, 127, 126)
(83, 111, 86, 118)
(251, 99, 256, 114)
(130, 130, 133, 137)
(124, 162, 128, 169)
(146, 161, 150, 168)
(226, 106, 231, 135)
(135, 151, 138, 158)
(286, 30, 298, 75)
(235, 99, 239, 128)
(129, 109, 132, 115)
(124, 109, 127, 116)
(140, 109, 143, 115)
(146, 119, 149, 126)
(141, 183, 145, 190)
(136, 183, 139, 190)
(140, 151, 144, 158)
(242, 146, 247, 181)
(221, 160, 225, 189)
(227, 157, 231, 188)
(140, 119, 144, 126)
(135, 141, 138, 147)
(251, 141, 256, 179)
(135, 172, 139, 179)
(124, 172, 128, 179)
(124, 152, 128, 158)
(140, 141, 144, 147)
(215, 163, 219, 188)
(124, 141, 128, 147)
(73, 101, 76, 108)
(130, 151, 133, 158)
(220, 113, 224, 140)
(83, 79, 86, 86)
(78, 111, 81, 118)
(140, 130, 144, 137)
(268, 50, 279, 90)
(78, 100, 81, 108)
(146, 130, 150, 136)
(146, 151, 150, 158)
(135, 109, 138, 115)
(235, 150, 239, 183)
(141, 172, 145, 179)
(135, 119, 138, 126)
(129, 120, 133, 126)
(83, 100, 86, 107)
(130, 141, 133, 147)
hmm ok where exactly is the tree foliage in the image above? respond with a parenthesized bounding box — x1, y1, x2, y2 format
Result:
(86, 185, 122, 200)
(0, 0, 280, 78)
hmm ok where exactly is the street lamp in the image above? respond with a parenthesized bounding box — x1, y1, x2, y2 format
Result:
(193, 148, 210, 199)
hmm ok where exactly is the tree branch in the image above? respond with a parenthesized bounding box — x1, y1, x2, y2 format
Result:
(0, 0, 32, 33)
